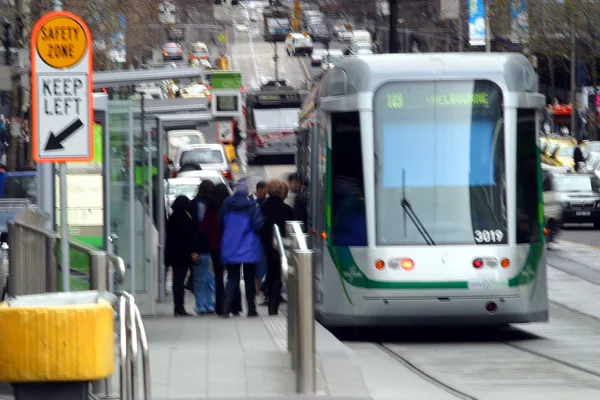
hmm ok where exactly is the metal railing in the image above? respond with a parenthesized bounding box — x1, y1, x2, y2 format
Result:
(273, 221, 315, 394)
(90, 291, 151, 400)
(6, 219, 126, 296)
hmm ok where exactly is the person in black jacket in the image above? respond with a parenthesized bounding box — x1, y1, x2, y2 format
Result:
(260, 179, 294, 315)
(165, 195, 199, 316)
(233, 119, 243, 161)
(574, 138, 586, 172)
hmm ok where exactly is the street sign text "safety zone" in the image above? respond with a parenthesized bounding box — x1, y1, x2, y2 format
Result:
(31, 11, 94, 162)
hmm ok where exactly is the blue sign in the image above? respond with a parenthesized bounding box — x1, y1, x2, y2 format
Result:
(468, 0, 486, 46)
(511, 0, 529, 42)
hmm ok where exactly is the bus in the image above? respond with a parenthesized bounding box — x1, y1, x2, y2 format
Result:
(245, 82, 306, 164)
(296, 53, 549, 327)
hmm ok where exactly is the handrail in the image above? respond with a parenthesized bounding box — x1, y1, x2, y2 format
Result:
(109, 253, 127, 285)
(135, 305, 151, 400)
(273, 224, 289, 283)
(113, 291, 151, 400)
(286, 221, 308, 250)
(118, 296, 128, 400)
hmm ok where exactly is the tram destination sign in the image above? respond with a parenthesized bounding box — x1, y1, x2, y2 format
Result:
(253, 92, 302, 104)
(380, 82, 500, 111)
(30, 11, 94, 162)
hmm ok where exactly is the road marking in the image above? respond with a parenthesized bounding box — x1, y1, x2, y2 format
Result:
(555, 239, 600, 250)
(299, 57, 311, 80)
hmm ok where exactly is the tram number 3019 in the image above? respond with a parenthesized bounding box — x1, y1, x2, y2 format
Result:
(474, 230, 504, 244)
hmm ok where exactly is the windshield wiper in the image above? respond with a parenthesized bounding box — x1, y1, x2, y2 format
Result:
(401, 169, 435, 246)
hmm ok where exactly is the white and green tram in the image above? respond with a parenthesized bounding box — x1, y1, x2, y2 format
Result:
(296, 53, 549, 327)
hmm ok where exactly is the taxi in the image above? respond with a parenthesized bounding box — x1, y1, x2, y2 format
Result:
(181, 83, 212, 105)
(188, 42, 210, 61)
(540, 136, 575, 166)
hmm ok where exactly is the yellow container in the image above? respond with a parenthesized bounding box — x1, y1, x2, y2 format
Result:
(0, 298, 114, 382)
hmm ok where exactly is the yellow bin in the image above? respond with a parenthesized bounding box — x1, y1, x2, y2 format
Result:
(0, 291, 115, 383)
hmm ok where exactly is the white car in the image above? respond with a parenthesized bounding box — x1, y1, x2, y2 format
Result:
(173, 143, 234, 186)
(310, 49, 327, 66)
(164, 174, 231, 216)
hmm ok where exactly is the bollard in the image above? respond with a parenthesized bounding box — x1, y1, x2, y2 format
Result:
(0, 291, 115, 400)
(295, 249, 315, 394)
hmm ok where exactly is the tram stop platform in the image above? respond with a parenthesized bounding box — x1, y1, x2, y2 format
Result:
(146, 294, 372, 400)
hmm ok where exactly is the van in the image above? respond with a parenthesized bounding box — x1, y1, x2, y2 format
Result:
(167, 130, 207, 162)
(285, 33, 314, 56)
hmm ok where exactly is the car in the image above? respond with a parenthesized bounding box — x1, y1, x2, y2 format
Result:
(173, 144, 234, 187)
(320, 50, 344, 72)
(181, 84, 212, 101)
(164, 174, 231, 216)
(550, 172, 600, 229)
(188, 42, 210, 61)
(310, 49, 327, 66)
(162, 42, 184, 61)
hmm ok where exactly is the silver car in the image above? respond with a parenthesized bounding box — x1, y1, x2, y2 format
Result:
(162, 42, 184, 61)
(174, 144, 234, 187)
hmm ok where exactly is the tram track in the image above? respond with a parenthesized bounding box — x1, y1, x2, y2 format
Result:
(375, 342, 480, 400)
(370, 317, 600, 399)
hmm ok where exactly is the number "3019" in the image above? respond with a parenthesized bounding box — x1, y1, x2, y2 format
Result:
(474, 230, 504, 243)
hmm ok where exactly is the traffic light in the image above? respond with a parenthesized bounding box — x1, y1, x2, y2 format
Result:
(2, 20, 11, 66)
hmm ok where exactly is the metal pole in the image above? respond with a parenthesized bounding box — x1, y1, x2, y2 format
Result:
(388, 0, 398, 53)
(570, 31, 577, 137)
(273, 41, 279, 81)
(485, 3, 491, 53)
(59, 162, 70, 291)
(128, 103, 136, 296)
(157, 118, 166, 302)
(458, 15, 464, 52)
(295, 250, 315, 394)
(53, 0, 62, 11)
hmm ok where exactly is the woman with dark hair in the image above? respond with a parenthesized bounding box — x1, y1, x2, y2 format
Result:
(201, 183, 241, 315)
(165, 195, 199, 316)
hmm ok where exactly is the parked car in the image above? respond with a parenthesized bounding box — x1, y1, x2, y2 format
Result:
(173, 144, 234, 187)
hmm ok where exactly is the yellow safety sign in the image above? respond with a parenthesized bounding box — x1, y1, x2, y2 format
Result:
(35, 15, 88, 69)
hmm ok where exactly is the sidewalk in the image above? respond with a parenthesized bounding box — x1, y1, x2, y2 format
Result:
(146, 293, 372, 400)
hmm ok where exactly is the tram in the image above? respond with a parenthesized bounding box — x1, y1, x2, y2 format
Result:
(296, 53, 549, 327)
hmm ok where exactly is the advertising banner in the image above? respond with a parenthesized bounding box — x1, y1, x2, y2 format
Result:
(468, 0, 486, 46)
(511, 0, 529, 43)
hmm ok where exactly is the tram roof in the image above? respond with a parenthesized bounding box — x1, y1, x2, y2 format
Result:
(320, 53, 538, 97)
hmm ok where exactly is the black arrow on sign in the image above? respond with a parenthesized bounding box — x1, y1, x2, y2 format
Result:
(44, 118, 84, 151)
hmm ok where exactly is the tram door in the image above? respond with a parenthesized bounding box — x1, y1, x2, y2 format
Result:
(105, 100, 158, 315)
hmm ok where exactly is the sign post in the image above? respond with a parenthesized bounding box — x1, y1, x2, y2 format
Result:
(30, 11, 94, 292)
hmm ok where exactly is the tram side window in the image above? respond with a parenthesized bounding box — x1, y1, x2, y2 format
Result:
(516, 109, 542, 244)
(330, 112, 367, 247)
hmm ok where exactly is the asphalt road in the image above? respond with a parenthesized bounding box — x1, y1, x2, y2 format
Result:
(560, 224, 600, 248)
(297, 41, 349, 80)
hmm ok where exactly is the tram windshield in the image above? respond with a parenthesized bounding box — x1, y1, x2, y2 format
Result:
(253, 108, 300, 130)
(374, 80, 507, 245)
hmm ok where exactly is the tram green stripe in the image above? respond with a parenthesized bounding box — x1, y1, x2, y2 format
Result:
(328, 244, 543, 291)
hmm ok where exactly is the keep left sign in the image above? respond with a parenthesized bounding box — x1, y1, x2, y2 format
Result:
(31, 11, 94, 163)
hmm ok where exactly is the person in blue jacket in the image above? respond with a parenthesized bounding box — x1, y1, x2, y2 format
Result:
(219, 177, 264, 318)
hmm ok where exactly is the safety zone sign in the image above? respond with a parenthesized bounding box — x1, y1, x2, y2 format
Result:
(31, 11, 94, 163)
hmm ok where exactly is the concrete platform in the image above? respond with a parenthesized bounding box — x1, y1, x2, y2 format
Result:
(145, 293, 371, 400)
